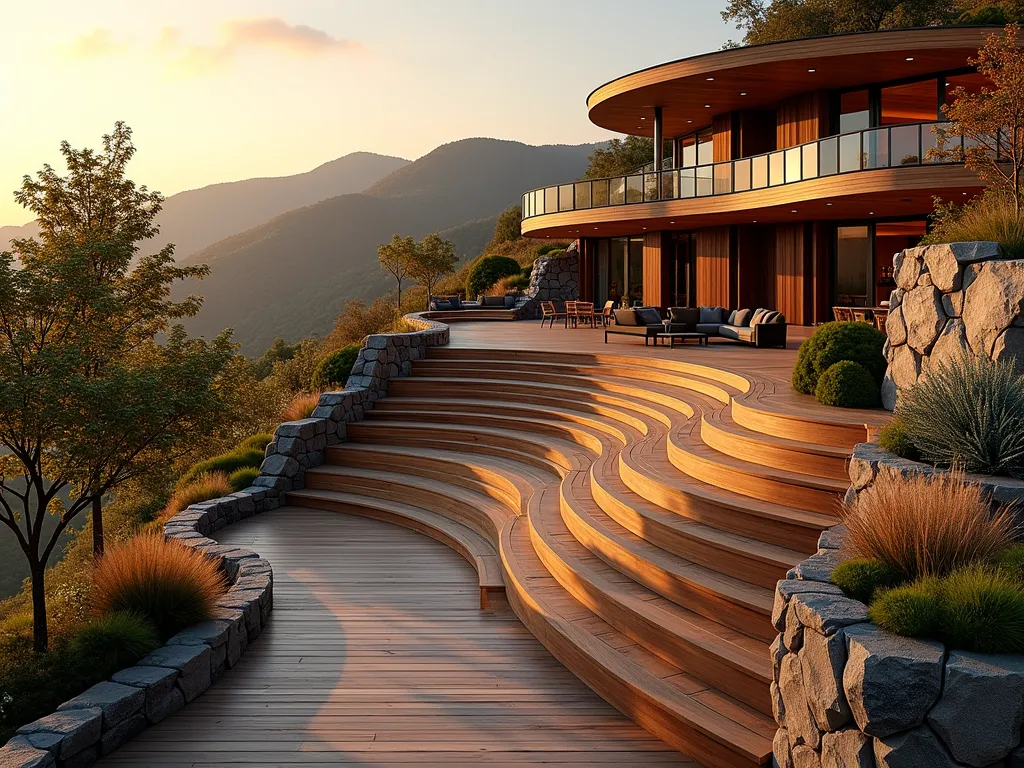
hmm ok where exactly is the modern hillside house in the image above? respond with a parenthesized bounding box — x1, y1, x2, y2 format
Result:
(521, 27, 990, 324)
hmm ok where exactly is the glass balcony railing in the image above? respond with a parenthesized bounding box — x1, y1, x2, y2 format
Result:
(521, 121, 964, 221)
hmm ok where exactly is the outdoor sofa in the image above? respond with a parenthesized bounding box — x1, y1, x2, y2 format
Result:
(429, 295, 517, 311)
(604, 305, 788, 348)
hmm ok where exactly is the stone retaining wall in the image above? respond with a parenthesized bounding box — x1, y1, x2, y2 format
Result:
(514, 243, 580, 320)
(882, 241, 1024, 410)
(773, 445, 1024, 768)
(0, 314, 452, 768)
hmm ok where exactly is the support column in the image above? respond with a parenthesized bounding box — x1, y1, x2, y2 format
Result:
(653, 107, 663, 173)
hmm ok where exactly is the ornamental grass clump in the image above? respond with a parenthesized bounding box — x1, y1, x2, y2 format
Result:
(869, 578, 943, 638)
(281, 391, 322, 422)
(831, 558, 905, 604)
(897, 353, 1024, 478)
(840, 469, 1017, 580)
(70, 612, 160, 679)
(227, 466, 260, 492)
(938, 566, 1024, 654)
(159, 471, 232, 523)
(92, 534, 227, 640)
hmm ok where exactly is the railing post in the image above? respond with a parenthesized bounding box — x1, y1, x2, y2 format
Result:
(653, 106, 663, 199)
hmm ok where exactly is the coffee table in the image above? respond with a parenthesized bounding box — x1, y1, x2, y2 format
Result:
(655, 332, 708, 346)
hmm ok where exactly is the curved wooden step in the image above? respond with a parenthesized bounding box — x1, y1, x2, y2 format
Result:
(501, 514, 774, 768)
(286, 488, 505, 608)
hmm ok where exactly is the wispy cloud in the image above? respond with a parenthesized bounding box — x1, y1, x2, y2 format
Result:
(66, 28, 128, 59)
(159, 17, 361, 76)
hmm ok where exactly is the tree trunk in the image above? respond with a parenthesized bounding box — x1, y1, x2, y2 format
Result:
(30, 563, 47, 653)
(92, 495, 104, 558)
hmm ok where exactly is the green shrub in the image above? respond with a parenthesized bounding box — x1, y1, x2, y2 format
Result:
(938, 566, 1024, 653)
(897, 353, 1024, 478)
(869, 579, 943, 638)
(536, 243, 566, 257)
(228, 467, 260, 492)
(878, 418, 920, 460)
(159, 472, 233, 524)
(832, 558, 906, 604)
(179, 449, 265, 488)
(311, 344, 361, 391)
(792, 322, 886, 395)
(465, 255, 523, 299)
(69, 612, 160, 680)
(236, 433, 273, 453)
(814, 360, 880, 408)
(506, 272, 531, 291)
(93, 534, 227, 640)
(0, 639, 84, 743)
(993, 544, 1024, 584)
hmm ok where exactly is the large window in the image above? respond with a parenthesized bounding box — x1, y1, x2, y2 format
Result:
(593, 237, 645, 307)
(835, 226, 872, 307)
(676, 128, 713, 170)
(839, 90, 871, 133)
(882, 79, 938, 125)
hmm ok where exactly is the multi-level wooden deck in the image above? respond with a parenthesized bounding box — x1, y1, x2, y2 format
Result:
(109, 321, 886, 767)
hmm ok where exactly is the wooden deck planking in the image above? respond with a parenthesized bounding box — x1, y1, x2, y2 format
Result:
(102, 507, 694, 767)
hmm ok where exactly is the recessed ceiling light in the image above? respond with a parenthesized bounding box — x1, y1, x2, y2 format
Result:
(791, 209, 798, 213)
(640, 116, 646, 120)
(807, 68, 816, 73)
(594, 227, 598, 230)
(704, 104, 711, 108)
(826, 202, 833, 206)
(905, 56, 914, 61)
(642, 226, 647, 230)
(740, 91, 747, 96)
(670, 221, 676, 224)
(687, 119, 693, 123)
(706, 77, 715, 81)
(752, 219, 757, 223)
(869, 211, 875, 215)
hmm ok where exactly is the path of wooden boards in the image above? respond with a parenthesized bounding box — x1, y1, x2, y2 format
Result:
(102, 506, 694, 767)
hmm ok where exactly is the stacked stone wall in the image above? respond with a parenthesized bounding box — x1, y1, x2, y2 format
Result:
(514, 243, 580, 320)
(883, 241, 1024, 410)
(773, 445, 1024, 768)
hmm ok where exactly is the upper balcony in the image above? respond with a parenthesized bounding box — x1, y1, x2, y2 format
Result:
(521, 121, 982, 238)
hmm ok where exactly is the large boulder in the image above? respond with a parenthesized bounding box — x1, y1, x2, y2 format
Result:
(901, 285, 945, 354)
(843, 624, 944, 738)
(779, 653, 822, 750)
(962, 259, 1024, 356)
(927, 652, 1024, 766)
(993, 326, 1024, 367)
(921, 241, 999, 293)
(886, 344, 920, 390)
(821, 729, 874, 768)
(924, 318, 968, 374)
(800, 628, 852, 732)
(894, 249, 923, 290)
(873, 725, 962, 768)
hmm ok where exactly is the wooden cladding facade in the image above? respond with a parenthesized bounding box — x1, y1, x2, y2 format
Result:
(774, 223, 812, 325)
(776, 91, 829, 149)
(696, 227, 734, 308)
(643, 231, 673, 310)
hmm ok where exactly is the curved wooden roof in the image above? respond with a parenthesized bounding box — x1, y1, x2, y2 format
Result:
(588, 27, 996, 138)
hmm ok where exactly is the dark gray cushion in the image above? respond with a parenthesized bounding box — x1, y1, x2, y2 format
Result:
(504, 295, 515, 309)
(696, 323, 723, 335)
(719, 325, 740, 340)
(635, 307, 662, 326)
(727, 309, 738, 325)
(734, 308, 753, 327)
(481, 296, 505, 307)
(614, 309, 639, 326)
(768, 312, 786, 324)
(669, 307, 700, 325)
(699, 306, 721, 324)
(449, 296, 462, 310)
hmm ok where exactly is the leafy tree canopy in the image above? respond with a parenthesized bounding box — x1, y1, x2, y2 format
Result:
(582, 137, 654, 179)
(492, 205, 522, 245)
(721, 0, 984, 46)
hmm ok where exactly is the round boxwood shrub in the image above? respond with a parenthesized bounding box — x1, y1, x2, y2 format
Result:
(832, 557, 905, 604)
(814, 360, 881, 408)
(465, 255, 523, 299)
(312, 344, 360, 391)
(877, 417, 920, 460)
(938, 566, 1024, 653)
(793, 321, 886, 395)
(869, 579, 943, 638)
(228, 466, 260, 492)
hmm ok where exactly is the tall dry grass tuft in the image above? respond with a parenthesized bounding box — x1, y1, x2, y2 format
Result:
(92, 534, 227, 639)
(159, 471, 232, 524)
(841, 469, 1018, 580)
(922, 191, 1024, 259)
(281, 391, 322, 422)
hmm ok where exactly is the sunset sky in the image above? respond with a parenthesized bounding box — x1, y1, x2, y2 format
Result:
(0, 1, 734, 225)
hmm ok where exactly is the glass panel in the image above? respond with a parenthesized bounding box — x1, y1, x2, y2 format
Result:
(628, 238, 644, 306)
(944, 73, 988, 109)
(862, 128, 889, 169)
(610, 178, 625, 205)
(836, 225, 872, 307)
(559, 184, 574, 211)
(609, 238, 626, 307)
(839, 133, 862, 172)
(769, 150, 785, 186)
(644, 173, 659, 201)
(679, 167, 696, 198)
(626, 174, 643, 202)
(840, 90, 870, 133)
(802, 143, 818, 179)
(785, 147, 802, 182)
(592, 179, 609, 206)
(923, 122, 953, 163)
(751, 155, 768, 188)
(544, 186, 557, 213)
(595, 239, 610, 306)
(891, 124, 921, 165)
(660, 170, 678, 199)
(714, 163, 732, 194)
(575, 182, 592, 210)
(819, 137, 838, 176)
(882, 79, 938, 125)
(697, 129, 713, 166)
(681, 135, 697, 168)
(696, 165, 713, 196)
(734, 158, 752, 191)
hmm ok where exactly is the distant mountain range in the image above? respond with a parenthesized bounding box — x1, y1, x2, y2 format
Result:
(177, 138, 600, 354)
(0, 151, 409, 260)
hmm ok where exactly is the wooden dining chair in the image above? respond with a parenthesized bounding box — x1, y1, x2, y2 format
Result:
(852, 308, 873, 324)
(575, 301, 596, 328)
(565, 300, 578, 328)
(832, 307, 854, 322)
(874, 313, 888, 334)
(600, 301, 615, 327)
